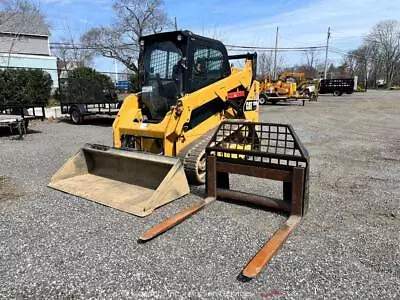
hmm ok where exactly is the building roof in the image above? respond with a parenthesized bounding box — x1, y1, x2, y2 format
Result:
(0, 12, 50, 36)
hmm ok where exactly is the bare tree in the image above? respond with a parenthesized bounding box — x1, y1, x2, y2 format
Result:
(343, 50, 357, 75)
(304, 49, 319, 69)
(0, 0, 18, 21)
(346, 35, 392, 88)
(52, 25, 93, 73)
(366, 20, 400, 87)
(302, 49, 320, 78)
(81, 0, 171, 72)
(200, 26, 226, 41)
(258, 51, 273, 80)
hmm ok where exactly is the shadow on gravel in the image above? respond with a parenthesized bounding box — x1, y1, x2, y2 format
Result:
(58, 117, 115, 127)
(0, 127, 42, 138)
(220, 197, 288, 217)
(188, 185, 287, 216)
(260, 100, 307, 107)
(267, 101, 305, 106)
(190, 185, 206, 198)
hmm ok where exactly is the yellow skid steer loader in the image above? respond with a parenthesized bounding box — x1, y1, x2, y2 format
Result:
(49, 30, 259, 217)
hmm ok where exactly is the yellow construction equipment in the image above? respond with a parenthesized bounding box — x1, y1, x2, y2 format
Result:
(259, 72, 318, 105)
(49, 30, 259, 217)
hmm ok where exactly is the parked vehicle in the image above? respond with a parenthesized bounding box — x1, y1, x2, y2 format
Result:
(0, 68, 49, 135)
(259, 72, 318, 105)
(318, 78, 354, 96)
(60, 102, 122, 125)
(0, 105, 46, 137)
(58, 67, 122, 124)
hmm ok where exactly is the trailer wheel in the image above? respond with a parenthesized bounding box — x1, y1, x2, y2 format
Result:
(333, 90, 342, 96)
(259, 95, 267, 105)
(15, 120, 25, 139)
(24, 119, 29, 130)
(310, 93, 318, 102)
(70, 108, 83, 125)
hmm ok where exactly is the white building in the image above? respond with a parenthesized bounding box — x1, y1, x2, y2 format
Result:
(0, 12, 58, 88)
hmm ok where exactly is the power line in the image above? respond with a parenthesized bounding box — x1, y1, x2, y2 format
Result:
(226, 48, 324, 52)
(330, 35, 364, 41)
(49, 42, 138, 51)
(329, 47, 381, 63)
(280, 34, 325, 47)
(0, 65, 132, 75)
(51, 42, 327, 52)
(225, 44, 325, 51)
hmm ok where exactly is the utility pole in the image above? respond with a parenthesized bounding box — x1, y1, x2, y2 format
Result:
(365, 48, 370, 92)
(323, 26, 331, 79)
(114, 59, 118, 83)
(273, 26, 279, 80)
(174, 17, 178, 31)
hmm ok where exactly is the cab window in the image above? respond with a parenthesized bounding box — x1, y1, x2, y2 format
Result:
(191, 47, 224, 91)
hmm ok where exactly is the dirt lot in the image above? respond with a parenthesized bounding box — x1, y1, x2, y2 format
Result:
(0, 90, 399, 299)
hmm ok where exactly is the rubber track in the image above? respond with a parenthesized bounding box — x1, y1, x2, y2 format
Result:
(178, 129, 216, 185)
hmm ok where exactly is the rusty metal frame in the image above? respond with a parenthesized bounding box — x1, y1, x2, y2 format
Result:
(139, 120, 309, 281)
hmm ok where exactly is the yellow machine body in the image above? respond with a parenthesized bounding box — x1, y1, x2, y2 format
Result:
(49, 31, 259, 217)
(113, 60, 259, 157)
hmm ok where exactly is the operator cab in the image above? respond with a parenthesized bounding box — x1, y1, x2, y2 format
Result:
(139, 31, 231, 122)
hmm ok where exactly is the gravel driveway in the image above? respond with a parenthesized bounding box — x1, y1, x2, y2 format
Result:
(0, 90, 399, 299)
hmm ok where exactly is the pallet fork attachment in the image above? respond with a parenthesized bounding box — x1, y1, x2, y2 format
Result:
(139, 121, 310, 280)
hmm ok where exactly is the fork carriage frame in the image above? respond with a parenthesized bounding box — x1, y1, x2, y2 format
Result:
(206, 155, 306, 280)
(139, 121, 310, 281)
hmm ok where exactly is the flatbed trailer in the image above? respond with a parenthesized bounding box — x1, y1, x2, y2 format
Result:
(0, 115, 25, 137)
(60, 102, 122, 125)
(259, 93, 318, 106)
(0, 105, 46, 137)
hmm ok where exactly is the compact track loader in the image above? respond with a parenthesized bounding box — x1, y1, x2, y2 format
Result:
(49, 31, 259, 216)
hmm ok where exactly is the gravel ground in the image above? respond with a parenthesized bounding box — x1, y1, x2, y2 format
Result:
(0, 90, 399, 299)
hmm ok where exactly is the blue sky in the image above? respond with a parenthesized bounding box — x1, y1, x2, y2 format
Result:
(41, 0, 400, 72)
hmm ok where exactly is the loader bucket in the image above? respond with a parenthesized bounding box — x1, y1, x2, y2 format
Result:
(48, 144, 190, 217)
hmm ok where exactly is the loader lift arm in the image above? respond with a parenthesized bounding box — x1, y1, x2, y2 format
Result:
(113, 31, 259, 184)
(50, 31, 260, 217)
